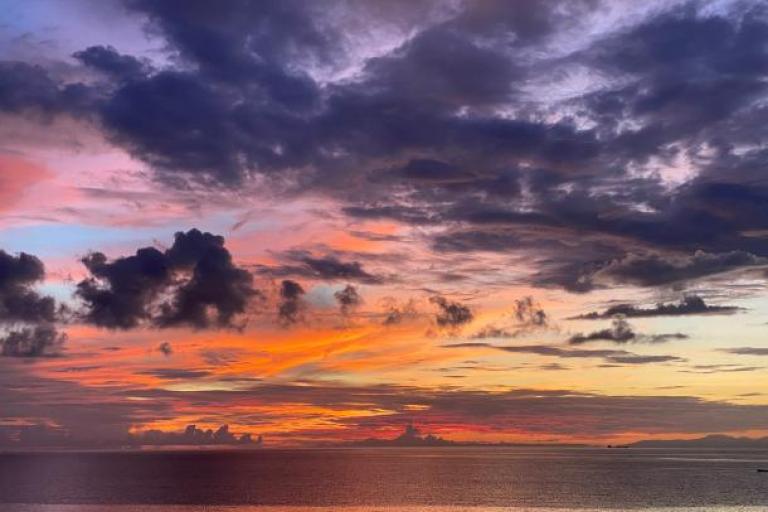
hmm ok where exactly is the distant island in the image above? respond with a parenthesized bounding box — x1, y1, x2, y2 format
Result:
(349, 427, 768, 450)
(350, 424, 585, 447)
(630, 434, 768, 449)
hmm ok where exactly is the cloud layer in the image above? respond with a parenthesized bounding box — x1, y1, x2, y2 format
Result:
(0, 0, 766, 447)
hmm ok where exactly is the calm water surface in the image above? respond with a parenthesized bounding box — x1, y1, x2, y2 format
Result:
(0, 447, 766, 510)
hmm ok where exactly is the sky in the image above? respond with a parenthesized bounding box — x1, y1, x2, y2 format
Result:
(0, 0, 767, 448)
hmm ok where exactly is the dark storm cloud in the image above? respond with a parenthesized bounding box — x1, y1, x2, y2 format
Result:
(598, 251, 767, 288)
(360, 24, 520, 108)
(0, 250, 66, 358)
(129, 0, 332, 90)
(574, 295, 742, 319)
(93, 0, 326, 185)
(62, 0, 599, 192)
(586, 3, 768, 137)
(334, 284, 362, 315)
(76, 247, 170, 329)
(4, 0, 768, 293)
(568, 317, 688, 345)
(433, 228, 625, 293)
(261, 252, 384, 284)
(0, 61, 93, 117)
(343, 204, 440, 226)
(73, 45, 149, 81)
(76, 229, 256, 329)
(384, 159, 478, 184)
(449, 0, 599, 46)
(277, 279, 305, 326)
(420, 4, 768, 289)
(100, 72, 251, 185)
(157, 230, 257, 328)
(0, 250, 57, 324)
(430, 295, 474, 329)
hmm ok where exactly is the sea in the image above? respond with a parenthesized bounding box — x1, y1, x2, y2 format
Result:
(0, 447, 766, 511)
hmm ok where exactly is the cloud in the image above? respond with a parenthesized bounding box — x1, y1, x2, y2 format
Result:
(137, 424, 258, 446)
(0, 362, 174, 447)
(200, 347, 247, 366)
(512, 296, 548, 327)
(444, 341, 685, 365)
(568, 317, 688, 345)
(138, 369, 211, 380)
(680, 364, 765, 374)
(471, 326, 518, 340)
(574, 295, 741, 319)
(0, 154, 51, 212)
(76, 247, 170, 329)
(299, 255, 383, 283)
(5, 420, 258, 448)
(568, 317, 635, 344)
(381, 297, 419, 326)
(0, 61, 93, 118)
(132, 382, 768, 440)
(4, 1, 768, 295)
(540, 363, 568, 371)
(0, 325, 66, 357)
(3, 359, 766, 447)
(720, 347, 768, 356)
(0, 249, 57, 324)
(430, 295, 473, 330)
(157, 341, 173, 356)
(277, 279, 305, 326)
(471, 296, 550, 339)
(261, 252, 384, 284)
(73, 45, 149, 81)
(334, 284, 362, 315)
(157, 230, 257, 328)
(76, 229, 257, 329)
(0, 249, 65, 358)
(91, 0, 326, 186)
(597, 251, 767, 288)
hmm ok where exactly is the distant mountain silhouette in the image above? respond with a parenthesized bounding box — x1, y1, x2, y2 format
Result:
(631, 434, 768, 448)
(351, 428, 768, 449)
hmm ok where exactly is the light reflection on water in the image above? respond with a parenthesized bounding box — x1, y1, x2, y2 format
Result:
(0, 448, 766, 509)
(4, 506, 768, 512)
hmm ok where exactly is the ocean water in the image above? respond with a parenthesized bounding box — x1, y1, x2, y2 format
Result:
(0, 447, 766, 510)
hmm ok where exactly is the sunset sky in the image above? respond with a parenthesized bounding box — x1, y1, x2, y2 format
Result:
(1, 0, 767, 448)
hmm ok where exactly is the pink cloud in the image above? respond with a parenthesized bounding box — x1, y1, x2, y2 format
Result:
(0, 154, 51, 212)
